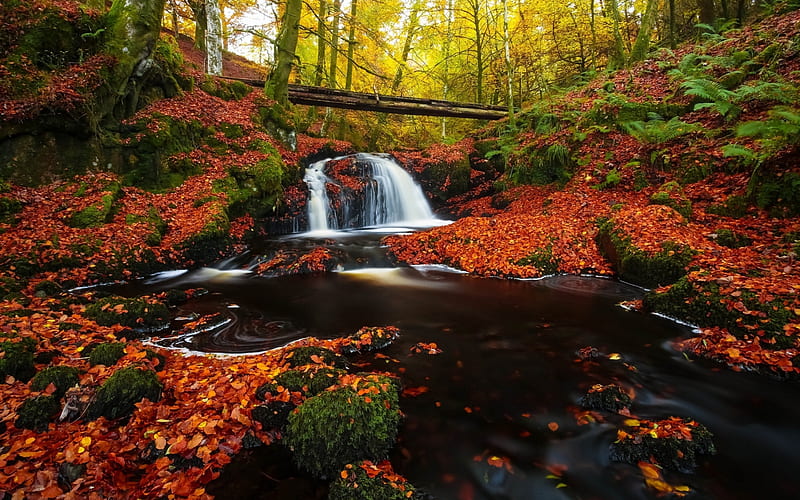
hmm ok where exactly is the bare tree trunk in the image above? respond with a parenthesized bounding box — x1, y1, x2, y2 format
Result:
(328, 0, 341, 89)
(502, 0, 514, 126)
(629, 0, 657, 64)
(206, 0, 223, 75)
(390, 0, 423, 94)
(605, 0, 626, 69)
(188, 0, 207, 52)
(344, 0, 357, 90)
(441, 0, 454, 138)
(315, 0, 328, 86)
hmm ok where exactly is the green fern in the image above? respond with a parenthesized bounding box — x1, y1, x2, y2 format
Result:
(681, 77, 739, 119)
(623, 116, 700, 145)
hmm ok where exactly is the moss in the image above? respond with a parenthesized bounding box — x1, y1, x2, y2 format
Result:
(30, 365, 80, 398)
(610, 420, 716, 472)
(341, 326, 401, 355)
(34, 280, 62, 297)
(751, 172, 800, 217)
(0, 196, 23, 224)
(200, 77, 252, 101)
(0, 338, 37, 382)
(643, 277, 793, 343)
(416, 152, 471, 202)
(88, 342, 126, 367)
(707, 195, 749, 218)
(715, 228, 752, 248)
(284, 376, 401, 478)
(579, 384, 631, 412)
(275, 367, 345, 396)
(84, 296, 169, 331)
(650, 181, 692, 220)
(15, 395, 60, 432)
(593, 169, 622, 190)
(285, 346, 349, 369)
(144, 349, 166, 371)
(515, 244, 560, 275)
(329, 464, 417, 500)
(214, 144, 287, 219)
(596, 221, 694, 288)
(510, 143, 573, 186)
(66, 182, 123, 228)
(87, 366, 162, 420)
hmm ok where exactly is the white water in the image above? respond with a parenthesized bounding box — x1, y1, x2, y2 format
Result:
(303, 153, 442, 233)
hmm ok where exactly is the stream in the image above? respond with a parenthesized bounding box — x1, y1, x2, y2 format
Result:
(112, 155, 800, 499)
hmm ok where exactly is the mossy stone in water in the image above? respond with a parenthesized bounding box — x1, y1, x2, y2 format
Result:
(329, 464, 417, 500)
(87, 366, 162, 420)
(275, 367, 344, 395)
(579, 384, 631, 413)
(285, 346, 349, 369)
(0, 338, 37, 382)
(88, 342, 126, 367)
(251, 401, 296, 431)
(16, 395, 60, 432)
(30, 365, 80, 398)
(284, 376, 401, 478)
(610, 420, 716, 472)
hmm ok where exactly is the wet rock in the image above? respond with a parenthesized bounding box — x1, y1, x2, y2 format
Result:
(252, 401, 296, 431)
(58, 462, 86, 490)
(610, 417, 716, 472)
(341, 326, 400, 355)
(330, 462, 419, 500)
(580, 384, 632, 413)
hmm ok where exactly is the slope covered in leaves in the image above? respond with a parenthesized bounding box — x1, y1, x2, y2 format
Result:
(387, 10, 800, 378)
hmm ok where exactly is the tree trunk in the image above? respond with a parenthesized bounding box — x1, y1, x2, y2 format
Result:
(328, 0, 341, 89)
(441, 0, 454, 138)
(669, 0, 676, 48)
(391, 0, 422, 94)
(629, 0, 657, 64)
(315, 0, 328, 86)
(605, 0, 626, 69)
(188, 0, 207, 52)
(101, 0, 167, 117)
(698, 0, 716, 25)
(265, 0, 302, 106)
(344, 0, 357, 90)
(502, 0, 515, 127)
(206, 0, 223, 75)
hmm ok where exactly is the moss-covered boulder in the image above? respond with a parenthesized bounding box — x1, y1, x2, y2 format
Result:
(713, 228, 752, 248)
(579, 384, 631, 413)
(30, 365, 80, 398)
(610, 417, 716, 472)
(88, 342, 127, 367)
(643, 276, 794, 344)
(649, 181, 692, 220)
(341, 326, 400, 355)
(285, 346, 349, 369)
(275, 367, 345, 396)
(15, 395, 60, 432)
(330, 462, 418, 500)
(87, 366, 162, 420)
(84, 296, 169, 332)
(596, 220, 694, 288)
(284, 375, 402, 478)
(66, 182, 123, 228)
(0, 338, 37, 382)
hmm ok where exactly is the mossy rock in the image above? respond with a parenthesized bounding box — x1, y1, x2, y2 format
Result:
(643, 277, 793, 344)
(596, 221, 694, 288)
(214, 144, 287, 219)
(0, 338, 37, 382)
(66, 182, 123, 228)
(579, 384, 631, 413)
(415, 151, 471, 202)
(88, 342, 126, 367)
(252, 400, 296, 431)
(84, 296, 169, 332)
(285, 346, 349, 369)
(34, 280, 63, 297)
(200, 77, 252, 101)
(30, 365, 80, 398)
(284, 375, 401, 478)
(275, 367, 345, 396)
(707, 195, 749, 218)
(0, 196, 23, 224)
(87, 366, 162, 420)
(714, 228, 752, 248)
(649, 182, 692, 220)
(16, 395, 60, 432)
(341, 326, 400, 356)
(610, 419, 716, 472)
(329, 464, 418, 500)
(515, 244, 560, 275)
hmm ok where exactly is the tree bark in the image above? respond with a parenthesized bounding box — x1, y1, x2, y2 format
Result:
(502, 0, 515, 127)
(315, 0, 328, 87)
(187, 0, 207, 52)
(206, 0, 223, 75)
(604, 0, 627, 69)
(101, 0, 168, 121)
(391, 0, 423, 94)
(629, 0, 657, 64)
(328, 0, 341, 89)
(344, 0, 357, 90)
(265, 0, 302, 106)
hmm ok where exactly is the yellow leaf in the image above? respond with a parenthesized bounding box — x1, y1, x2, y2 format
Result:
(80, 436, 92, 448)
(608, 353, 621, 360)
(624, 419, 641, 427)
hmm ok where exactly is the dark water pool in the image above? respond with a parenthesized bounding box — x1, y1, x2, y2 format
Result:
(114, 233, 800, 500)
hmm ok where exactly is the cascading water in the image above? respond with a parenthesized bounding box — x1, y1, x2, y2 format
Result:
(303, 153, 438, 232)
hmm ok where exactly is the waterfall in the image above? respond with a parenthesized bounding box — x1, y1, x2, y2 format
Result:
(303, 153, 438, 232)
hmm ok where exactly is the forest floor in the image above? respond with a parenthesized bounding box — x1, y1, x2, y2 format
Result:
(0, 4, 799, 500)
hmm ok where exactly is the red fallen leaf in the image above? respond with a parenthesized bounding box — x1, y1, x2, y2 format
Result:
(402, 386, 429, 397)
(548, 422, 559, 432)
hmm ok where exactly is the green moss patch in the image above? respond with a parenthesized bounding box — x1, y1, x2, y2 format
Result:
(514, 244, 560, 275)
(30, 365, 80, 398)
(275, 367, 345, 396)
(596, 220, 695, 288)
(649, 181, 692, 220)
(284, 375, 401, 478)
(285, 346, 349, 369)
(16, 395, 60, 432)
(87, 366, 162, 420)
(84, 296, 169, 332)
(610, 418, 716, 472)
(0, 338, 37, 382)
(330, 463, 418, 500)
(579, 384, 631, 413)
(88, 342, 126, 367)
(66, 181, 123, 228)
